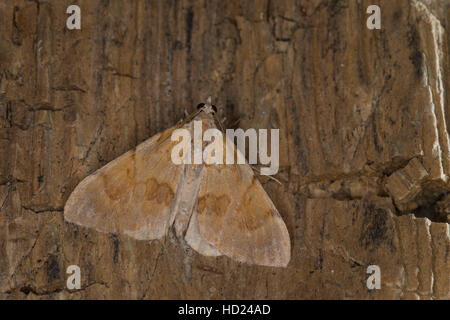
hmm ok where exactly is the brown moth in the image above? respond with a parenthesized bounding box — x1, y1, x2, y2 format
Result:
(64, 99, 291, 267)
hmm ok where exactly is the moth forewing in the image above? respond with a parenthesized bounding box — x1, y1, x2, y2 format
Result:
(64, 124, 186, 241)
(194, 131, 291, 267)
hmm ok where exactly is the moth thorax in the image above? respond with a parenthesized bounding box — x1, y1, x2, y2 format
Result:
(203, 105, 216, 114)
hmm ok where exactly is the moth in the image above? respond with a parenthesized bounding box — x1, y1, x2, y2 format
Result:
(64, 99, 291, 267)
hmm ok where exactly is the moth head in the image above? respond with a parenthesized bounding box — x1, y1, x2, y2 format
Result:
(196, 102, 217, 114)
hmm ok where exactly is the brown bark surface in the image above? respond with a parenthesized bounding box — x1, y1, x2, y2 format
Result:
(0, 0, 448, 299)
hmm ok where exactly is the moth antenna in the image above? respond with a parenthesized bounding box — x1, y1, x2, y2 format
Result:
(231, 118, 240, 128)
(250, 165, 283, 185)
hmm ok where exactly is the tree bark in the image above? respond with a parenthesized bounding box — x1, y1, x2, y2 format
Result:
(0, 0, 448, 299)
